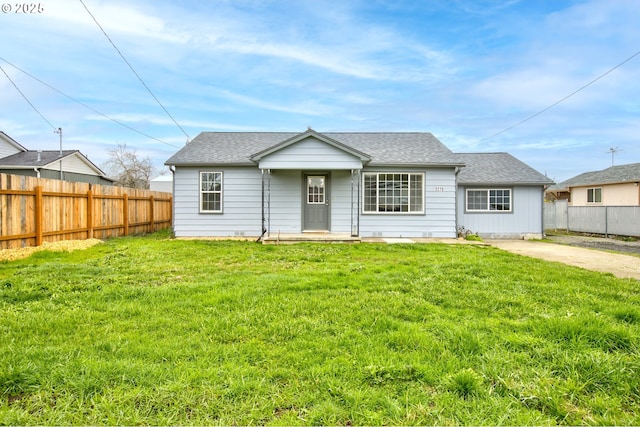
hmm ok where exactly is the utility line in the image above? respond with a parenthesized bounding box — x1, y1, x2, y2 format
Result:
(0, 63, 57, 131)
(476, 48, 640, 144)
(0, 57, 181, 149)
(78, 0, 191, 142)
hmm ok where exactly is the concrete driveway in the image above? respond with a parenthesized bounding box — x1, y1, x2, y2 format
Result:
(488, 239, 640, 280)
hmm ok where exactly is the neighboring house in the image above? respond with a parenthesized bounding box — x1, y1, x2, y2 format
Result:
(165, 129, 551, 240)
(0, 131, 113, 185)
(0, 131, 27, 158)
(546, 163, 640, 206)
(456, 153, 554, 239)
(150, 175, 173, 193)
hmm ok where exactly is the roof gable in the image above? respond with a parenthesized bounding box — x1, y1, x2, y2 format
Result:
(0, 131, 28, 157)
(0, 150, 107, 177)
(456, 152, 553, 185)
(250, 129, 371, 162)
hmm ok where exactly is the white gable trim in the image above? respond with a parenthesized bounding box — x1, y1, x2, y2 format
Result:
(250, 129, 371, 164)
(256, 136, 366, 170)
(42, 152, 107, 177)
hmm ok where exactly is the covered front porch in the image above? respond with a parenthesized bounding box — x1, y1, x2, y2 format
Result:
(258, 168, 362, 241)
(252, 130, 370, 241)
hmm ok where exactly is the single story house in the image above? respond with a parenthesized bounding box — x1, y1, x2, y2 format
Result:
(165, 129, 552, 240)
(0, 131, 114, 185)
(546, 163, 640, 206)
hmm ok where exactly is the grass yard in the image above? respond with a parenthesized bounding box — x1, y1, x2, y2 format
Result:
(1, 231, 639, 425)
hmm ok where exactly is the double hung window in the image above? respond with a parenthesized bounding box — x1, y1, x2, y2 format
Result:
(363, 172, 424, 213)
(200, 171, 222, 213)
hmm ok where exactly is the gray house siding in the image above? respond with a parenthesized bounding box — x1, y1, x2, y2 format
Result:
(359, 167, 457, 238)
(456, 185, 545, 238)
(173, 166, 263, 237)
(172, 166, 458, 238)
(329, 170, 353, 234)
(267, 170, 303, 234)
(257, 137, 363, 170)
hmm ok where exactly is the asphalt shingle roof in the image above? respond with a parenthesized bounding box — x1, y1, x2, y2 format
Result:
(165, 131, 464, 166)
(0, 150, 78, 167)
(549, 162, 640, 190)
(456, 152, 553, 185)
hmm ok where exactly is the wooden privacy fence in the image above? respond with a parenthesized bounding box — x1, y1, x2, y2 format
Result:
(0, 173, 172, 250)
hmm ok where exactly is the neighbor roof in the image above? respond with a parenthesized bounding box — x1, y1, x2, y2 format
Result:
(549, 162, 640, 191)
(0, 150, 108, 177)
(456, 152, 553, 186)
(165, 130, 464, 167)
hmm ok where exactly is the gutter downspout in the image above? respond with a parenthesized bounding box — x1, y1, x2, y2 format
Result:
(33, 167, 41, 178)
(169, 165, 175, 233)
(454, 166, 462, 237)
(541, 186, 546, 238)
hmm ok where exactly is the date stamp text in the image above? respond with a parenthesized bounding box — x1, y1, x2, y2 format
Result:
(2, 3, 44, 13)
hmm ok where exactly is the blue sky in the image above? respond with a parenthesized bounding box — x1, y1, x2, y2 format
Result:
(1, 0, 639, 182)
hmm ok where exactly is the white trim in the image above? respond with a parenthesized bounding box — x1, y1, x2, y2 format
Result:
(361, 172, 425, 214)
(586, 187, 603, 204)
(465, 188, 512, 212)
(199, 171, 223, 213)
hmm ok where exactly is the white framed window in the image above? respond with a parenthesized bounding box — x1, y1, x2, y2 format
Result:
(466, 189, 512, 212)
(362, 172, 424, 214)
(200, 171, 223, 213)
(587, 187, 602, 204)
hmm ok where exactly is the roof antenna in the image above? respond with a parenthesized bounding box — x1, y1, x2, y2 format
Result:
(607, 147, 622, 166)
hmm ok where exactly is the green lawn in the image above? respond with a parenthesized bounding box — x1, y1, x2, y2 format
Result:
(1, 231, 639, 425)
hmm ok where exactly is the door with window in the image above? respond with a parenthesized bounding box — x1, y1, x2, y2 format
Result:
(303, 174, 329, 231)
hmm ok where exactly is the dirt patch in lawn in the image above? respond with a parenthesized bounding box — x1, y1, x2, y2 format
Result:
(0, 239, 103, 262)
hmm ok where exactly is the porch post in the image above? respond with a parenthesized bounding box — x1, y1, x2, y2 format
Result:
(267, 169, 271, 237)
(261, 169, 266, 238)
(351, 169, 360, 237)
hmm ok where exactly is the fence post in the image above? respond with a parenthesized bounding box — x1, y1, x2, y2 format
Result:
(87, 189, 94, 239)
(123, 193, 129, 236)
(149, 194, 155, 232)
(35, 186, 43, 246)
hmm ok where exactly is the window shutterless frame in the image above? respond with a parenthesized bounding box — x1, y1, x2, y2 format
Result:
(199, 171, 223, 213)
(362, 172, 424, 214)
(586, 187, 602, 204)
(465, 188, 512, 212)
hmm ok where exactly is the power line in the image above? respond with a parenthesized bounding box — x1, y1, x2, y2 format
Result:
(78, 0, 191, 143)
(476, 48, 640, 144)
(0, 63, 57, 131)
(0, 57, 181, 149)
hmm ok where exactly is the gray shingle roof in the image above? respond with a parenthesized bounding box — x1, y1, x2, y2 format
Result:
(0, 150, 79, 166)
(456, 152, 553, 185)
(0, 150, 109, 178)
(165, 131, 464, 166)
(549, 162, 640, 191)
